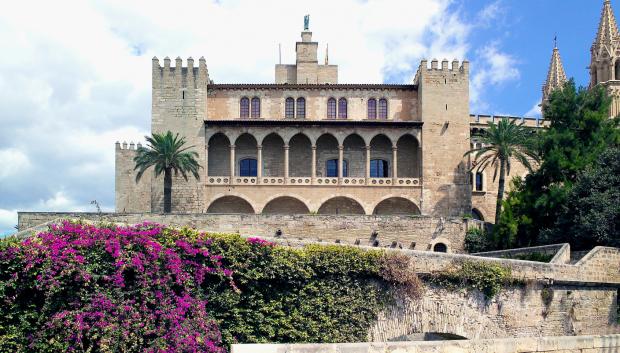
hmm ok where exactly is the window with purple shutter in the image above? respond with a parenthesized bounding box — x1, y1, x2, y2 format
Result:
(327, 98, 336, 119)
(296, 97, 306, 118)
(338, 98, 347, 119)
(285, 98, 294, 118)
(367, 98, 377, 119)
(240, 97, 249, 118)
(251, 97, 260, 118)
(378, 98, 388, 119)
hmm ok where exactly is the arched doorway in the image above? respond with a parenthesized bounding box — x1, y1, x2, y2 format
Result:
(289, 134, 312, 177)
(208, 133, 230, 176)
(396, 134, 420, 178)
(471, 208, 484, 221)
(262, 133, 284, 177)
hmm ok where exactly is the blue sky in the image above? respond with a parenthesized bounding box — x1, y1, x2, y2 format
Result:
(0, 0, 610, 235)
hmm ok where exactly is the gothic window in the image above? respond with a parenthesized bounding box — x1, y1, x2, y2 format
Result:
(251, 97, 261, 118)
(338, 98, 347, 119)
(327, 98, 337, 118)
(240, 97, 250, 118)
(239, 158, 257, 177)
(326, 159, 348, 177)
(370, 159, 389, 178)
(378, 98, 388, 119)
(367, 98, 377, 119)
(296, 97, 306, 118)
(285, 97, 295, 118)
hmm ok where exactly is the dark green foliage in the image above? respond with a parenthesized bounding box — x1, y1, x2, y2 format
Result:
(541, 148, 620, 249)
(429, 261, 512, 299)
(185, 233, 422, 346)
(495, 81, 620, 249)
(134, 131, 201, 213)
(464, 228, 494, 253)
(503, 252, 553, 263)
(465, 118, 539, 222)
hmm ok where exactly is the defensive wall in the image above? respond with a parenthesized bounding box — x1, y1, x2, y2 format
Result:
(17, 212, 467, 252)
(232, 334, 620, 353)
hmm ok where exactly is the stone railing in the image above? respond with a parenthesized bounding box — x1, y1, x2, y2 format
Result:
(231, 334, 620, 353)
(205, 176, 423, 187)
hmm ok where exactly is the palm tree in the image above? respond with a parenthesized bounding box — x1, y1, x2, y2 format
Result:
(465, 118, 539, 223)
(134, 131, 201, 213)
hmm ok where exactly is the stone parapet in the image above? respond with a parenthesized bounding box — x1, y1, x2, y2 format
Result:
(231, 334, 620, 353)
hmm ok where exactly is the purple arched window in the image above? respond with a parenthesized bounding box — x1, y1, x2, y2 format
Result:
(240, 97, 249, 118)
(251, 97, 260, 118)
(327, 98, 337, 119)
(367, 98, 377, 119)
(338, 98, 347, 119)
(296, 97, 306, 118)
(285, 97, 295, 118)
(378, 98, 388, 119)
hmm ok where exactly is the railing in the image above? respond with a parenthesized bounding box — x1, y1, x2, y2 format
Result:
(206, 176, 422, 186)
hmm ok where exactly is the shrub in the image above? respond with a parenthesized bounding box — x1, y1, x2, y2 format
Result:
(0, 221, 227, 353)
(431, 260, 513, 299)
(0, 222, 424, 351)
(464, 228, 493, 253)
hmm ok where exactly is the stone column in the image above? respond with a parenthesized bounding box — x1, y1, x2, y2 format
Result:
(392, 146, 398, 183)
(229, 144, 235, 184)
(338, 145, 344, 182)
(311, 145, 317, 182)
(205, 146, 209, 181)
(365, 145, 371, 184)
(284, 144, 290, 181)
(257, 145, 263, 183)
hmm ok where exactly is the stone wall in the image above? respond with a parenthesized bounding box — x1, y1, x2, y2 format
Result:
(370, 284, 618, 341)
(17, 212, 467, 252)
(231, 334, 620, 353)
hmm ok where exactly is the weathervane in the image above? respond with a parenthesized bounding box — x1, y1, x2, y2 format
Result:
(304, 15, 310, 31)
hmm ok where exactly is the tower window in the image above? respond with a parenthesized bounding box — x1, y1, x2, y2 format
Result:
(251, 97, 261, 118)
(327, 98, 337, 119)
(326, 159, 348, 177)
(239, 158, 257, 177)
(296, 97, 306, 118)
(338, 98, 347, 119)
(370, 159, 389, 178)
(240, 97, 250, 118)
(368, 98, 377, 119)
(285, 97, 295, 118)
(378, 98, 388, 119)
(472, 172, 484, 191)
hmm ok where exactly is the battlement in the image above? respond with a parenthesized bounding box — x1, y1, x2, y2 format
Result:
(115, 141, 143, 151)
(469, 114, 549, 128)
(152, 56, 209, 89)
(413, 58, 469, 85)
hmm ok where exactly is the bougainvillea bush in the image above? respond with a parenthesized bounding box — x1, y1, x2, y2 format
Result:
(0, 221, 421, 353)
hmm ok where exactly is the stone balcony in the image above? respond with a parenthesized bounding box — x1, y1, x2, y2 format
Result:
(206, 176, 421, 187)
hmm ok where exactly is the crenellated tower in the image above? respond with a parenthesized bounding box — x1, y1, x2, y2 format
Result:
(590, 0, 620, 116)
(115, 56, 209, 213)
(541, 43, 567, 112)
(415, 58, 471, 217)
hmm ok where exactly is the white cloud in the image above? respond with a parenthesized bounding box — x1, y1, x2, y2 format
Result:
(470, 43, 520, 112)
(525, 101, 542, 118)
(0, 209, 18, 236)
(0, 149, 31, 180)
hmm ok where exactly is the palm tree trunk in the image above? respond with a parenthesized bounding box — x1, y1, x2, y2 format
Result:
(495, 158, 507, 224)
(163, 168, 172, 213)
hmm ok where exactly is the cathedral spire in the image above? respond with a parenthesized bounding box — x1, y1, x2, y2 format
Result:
(593, 0, 620, 52)
(542, 42, 567, 105)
